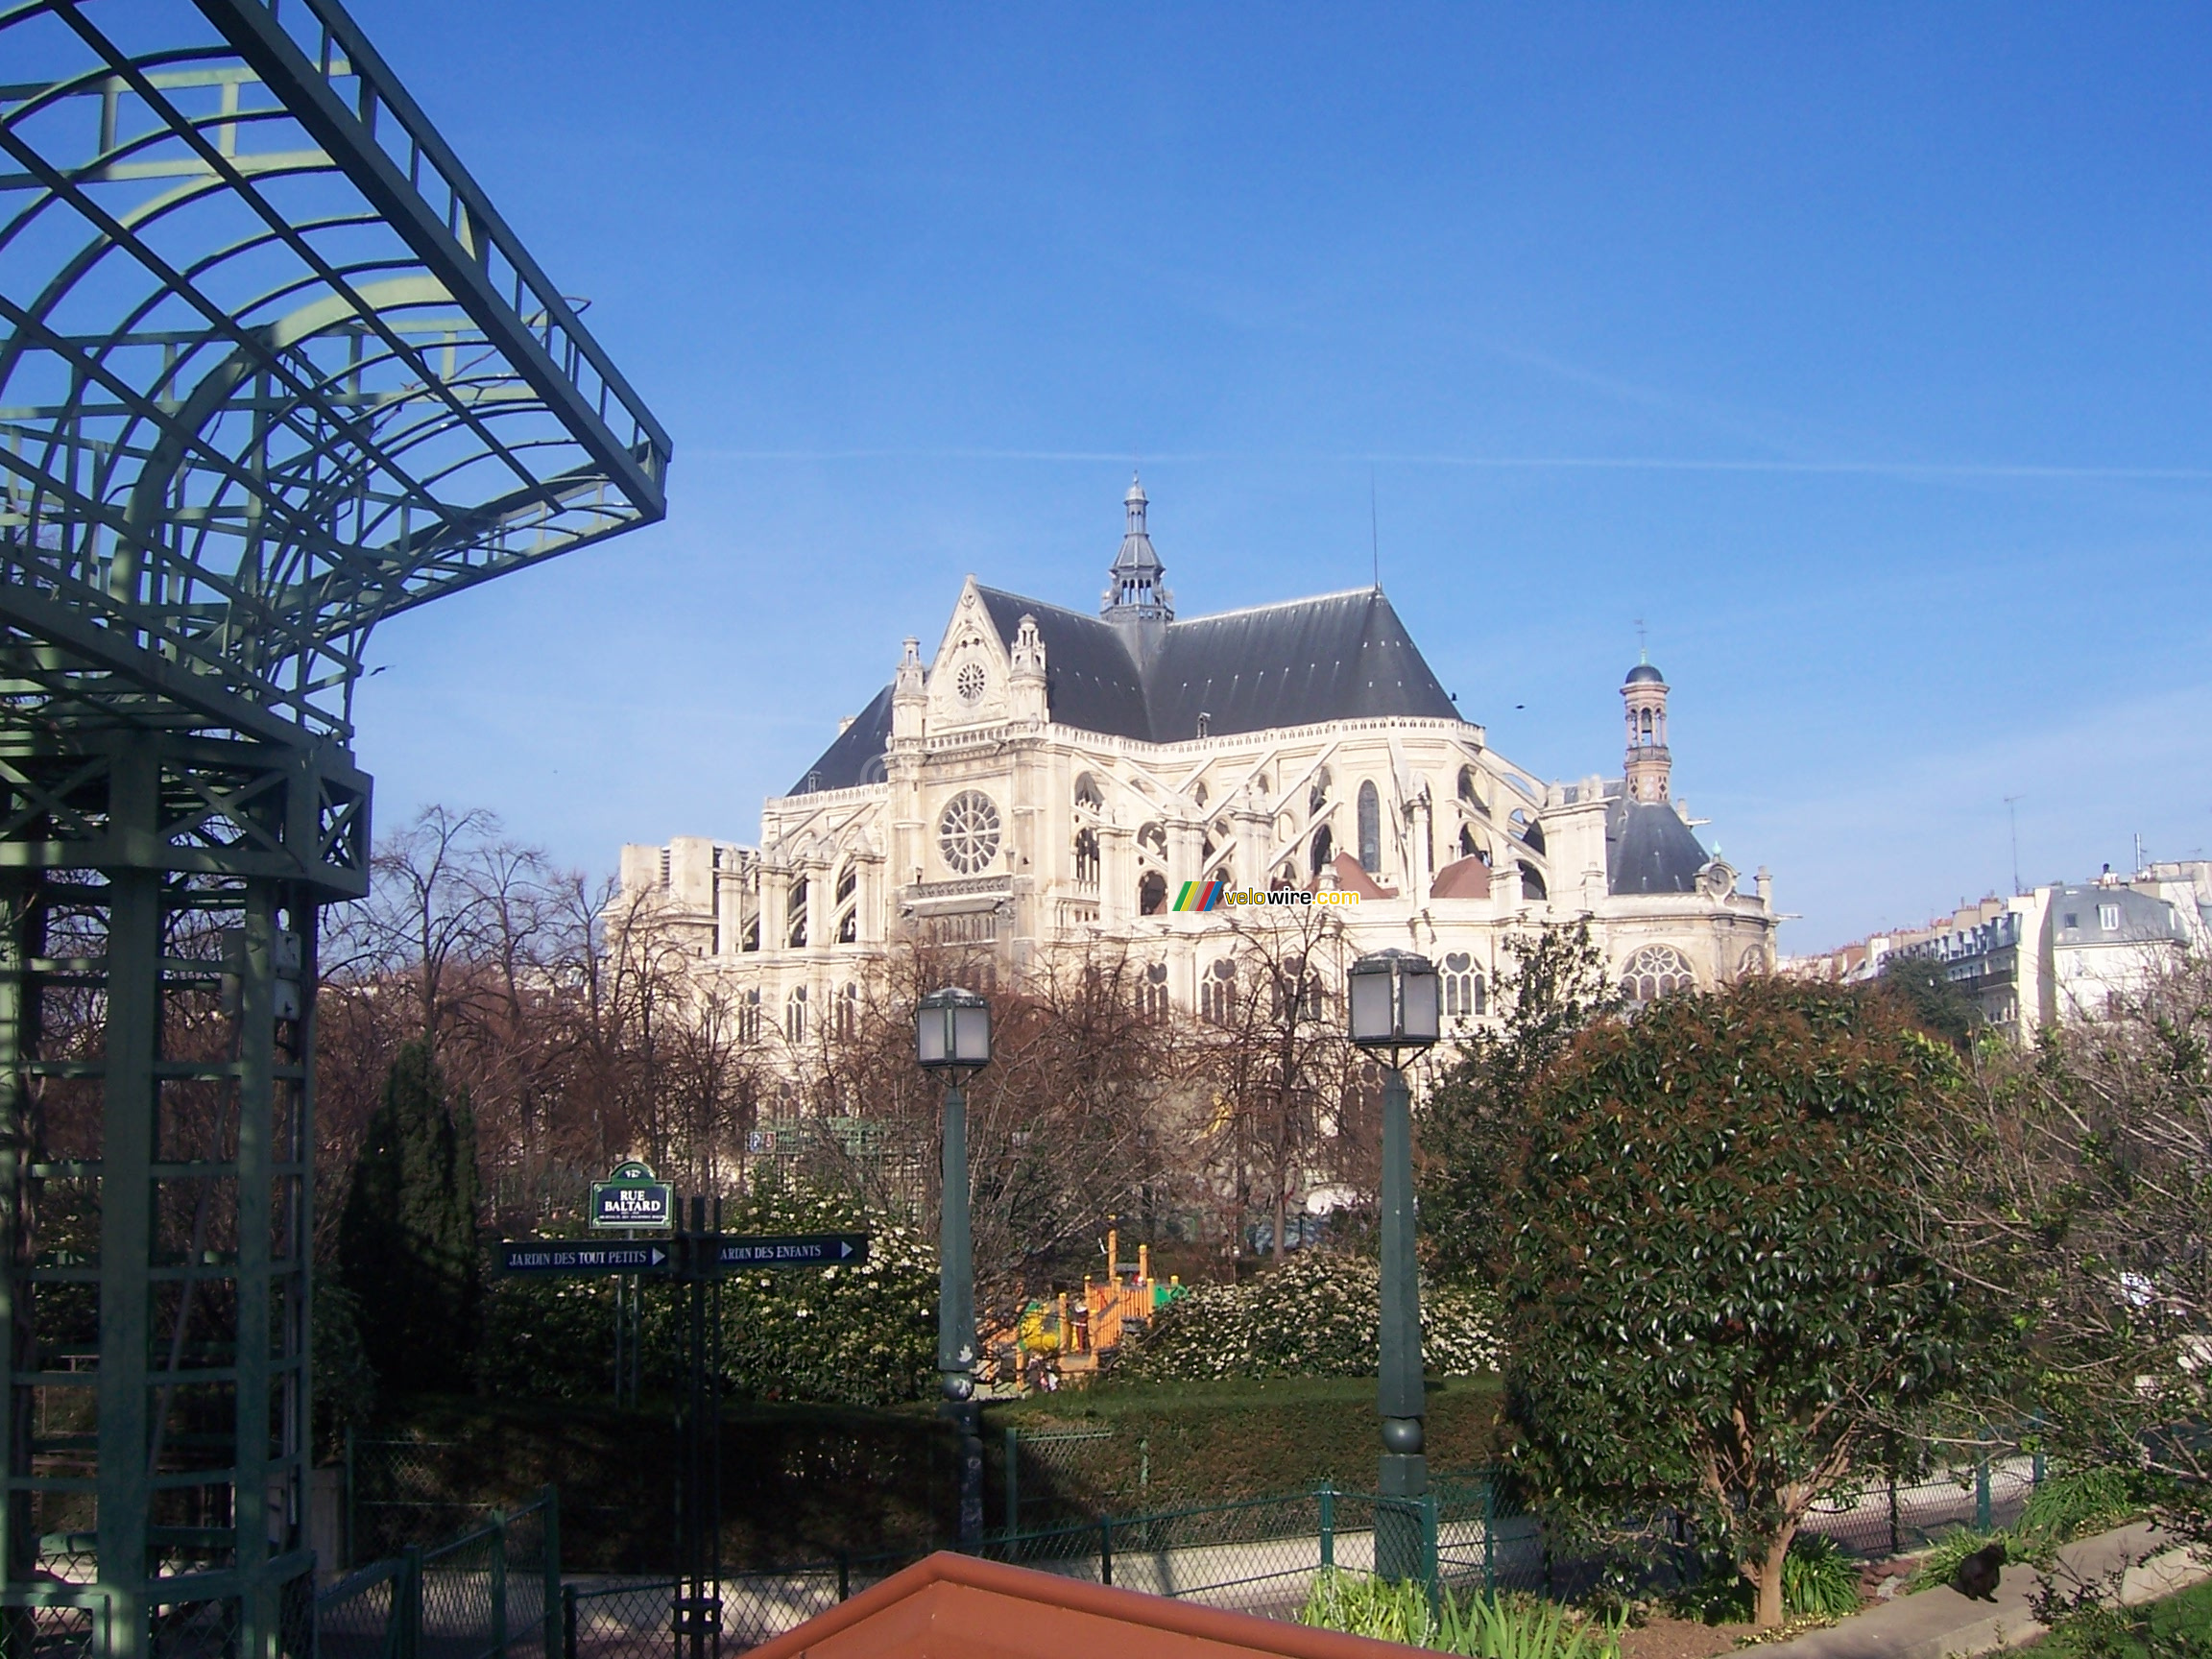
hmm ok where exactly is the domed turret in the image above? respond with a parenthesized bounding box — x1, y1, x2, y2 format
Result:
(1101, 472, 1172, 626)
(1622, 655, 1671, 804)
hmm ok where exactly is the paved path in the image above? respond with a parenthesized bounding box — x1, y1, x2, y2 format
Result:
(1757, 1521, 2210, 1659)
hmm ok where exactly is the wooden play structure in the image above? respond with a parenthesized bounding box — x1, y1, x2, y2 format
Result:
(989, 1231, 1187, 1388)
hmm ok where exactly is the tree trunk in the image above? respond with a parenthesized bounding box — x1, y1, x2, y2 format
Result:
(1750, 1523, 1796, 1629)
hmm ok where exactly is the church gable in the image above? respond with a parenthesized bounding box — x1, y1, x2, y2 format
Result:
(928, 579, 1018, 730)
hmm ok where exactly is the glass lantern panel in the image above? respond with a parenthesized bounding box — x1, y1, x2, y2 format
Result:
(1349, 969, 1394, 1043)
(1402, 966, 1442, 1042)
(953, 1004, 992, 1065)
(918, 1010, 949, 1066)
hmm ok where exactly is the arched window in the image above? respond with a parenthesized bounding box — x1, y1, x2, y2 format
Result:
(1623, 944, 1693, 1004)
(786, 878, 808, 950)
(834, 864, 857, 904)
(1139, 822, 1167, 859)
(739, 989, 761, 1044)
(1310, 825, 1334, 879)
(1442, 952, 1484, 1021)
(741, 915, 760, 952)
(836, 981, 860, 1040)
(1142, 961, 1170, 1021)
(1074, 828, 1100, 885)
(836, 907, 857, 944)
(1357, 781, 1382, 875)
(1074, 772, 1103, 811)
(1457, 766, 1481, 808)
(785, 985, 808, 1043)
(1140, 871, 1167, 915)
(1519, 860, 1547, 901)
(1200, 958, 1238, 1025)
(1458, 825, 1477, 858)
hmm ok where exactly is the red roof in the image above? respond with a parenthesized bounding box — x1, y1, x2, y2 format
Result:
(743, 1551, 1420, 1659)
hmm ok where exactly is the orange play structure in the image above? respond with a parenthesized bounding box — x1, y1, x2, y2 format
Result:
(988, 1231, 1186, 1388)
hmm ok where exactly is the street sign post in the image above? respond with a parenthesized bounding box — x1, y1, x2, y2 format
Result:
(491, 1204, 874, 1657)
(718, 1233, 869, 1268)
(499, 1241, 670, 1274)
(591, 1159, 675, 1230)
(494, 1233, 871, 1275)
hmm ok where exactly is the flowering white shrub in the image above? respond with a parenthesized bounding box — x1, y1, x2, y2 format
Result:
(1118, 1250, 1498, 1381)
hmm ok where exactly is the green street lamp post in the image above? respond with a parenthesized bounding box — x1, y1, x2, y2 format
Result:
(1347, 950, 1442, 1580)
(918, 986, 993, 1544)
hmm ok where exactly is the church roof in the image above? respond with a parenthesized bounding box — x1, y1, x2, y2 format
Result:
(1606, 795, 1712, 896)
(790, 587, 1462, 792)
(784, 683, 895, 794)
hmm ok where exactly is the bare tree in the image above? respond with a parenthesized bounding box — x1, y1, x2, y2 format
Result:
(1190, 904, 1367, 1262)
(1909, 954, 2212, 1515)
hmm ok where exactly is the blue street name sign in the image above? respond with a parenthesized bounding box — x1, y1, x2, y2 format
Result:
(500, 1241, 670, 1275)
(590, 1159, 673, 1230)
(718, 1233, 869, 1268)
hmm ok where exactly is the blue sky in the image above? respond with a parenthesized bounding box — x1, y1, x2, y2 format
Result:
(336, 3, 2212, 952)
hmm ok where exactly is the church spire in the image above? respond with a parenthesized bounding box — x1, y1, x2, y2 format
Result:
(1102, 471, 1172, 627)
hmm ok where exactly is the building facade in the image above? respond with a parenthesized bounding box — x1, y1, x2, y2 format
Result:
(620, 479, 1779, 1046)
(1787, 865, 2201, 1037)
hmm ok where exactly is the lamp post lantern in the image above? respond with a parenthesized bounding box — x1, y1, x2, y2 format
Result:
(917, 986, 992, 1543)
(1347, 950, 1441, 1579)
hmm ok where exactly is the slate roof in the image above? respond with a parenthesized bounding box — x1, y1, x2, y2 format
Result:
(1606, 795, 1712, 896)
(790, 587, 1462, 793)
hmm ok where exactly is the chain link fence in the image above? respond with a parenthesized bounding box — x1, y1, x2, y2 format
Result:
(348, 1435, 484, 1570)
(317, 1489, 559, 1659)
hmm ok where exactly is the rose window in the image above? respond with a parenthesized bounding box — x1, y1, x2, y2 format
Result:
(1623, 944, 1693, 1004)
(937, 791, 1001, 875)
(955, 661, 987, 705)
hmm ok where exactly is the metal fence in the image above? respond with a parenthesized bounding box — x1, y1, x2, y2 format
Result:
(318, 1489, 560, 1659)
(594, 1445, 2049, 1655)
(349, 1435, 486, 1571)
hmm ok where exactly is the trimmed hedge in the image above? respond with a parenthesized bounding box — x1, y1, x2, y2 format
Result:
(363, 1375, 1506, 1569)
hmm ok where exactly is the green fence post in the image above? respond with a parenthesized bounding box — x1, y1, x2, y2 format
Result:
(561, 1585, 577, 1659)
(1481, 1475, 1496, 1599)
(1317, 1482, 1335, 1574)
(1975, 1434, 1992, 1532)
(1099, 1518, 1113, 1588)
(1003, 1427, 1019, 1538)
(837, 1552, 851, 1602)
(490, 1509, 509, 1659)
(345, 1426, 357, 1572)
(1420, 1493, 1439, 1613)
(541, 1488, 562, 1659)
(401, 1545, 422, 1659)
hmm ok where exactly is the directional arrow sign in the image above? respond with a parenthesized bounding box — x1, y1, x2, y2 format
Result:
(499, 1241, 671, 1275)
(717, 1233, 869, 1268)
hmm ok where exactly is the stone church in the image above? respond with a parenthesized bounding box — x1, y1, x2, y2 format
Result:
(619, 478, 1777, 1046)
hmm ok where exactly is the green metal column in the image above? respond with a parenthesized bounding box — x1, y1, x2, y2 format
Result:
(937, 1081, 982, 1545)
(95, 856, 158, 1659)
(1376, 1061, 1428, 1582)
(0, 875, 39, 1592)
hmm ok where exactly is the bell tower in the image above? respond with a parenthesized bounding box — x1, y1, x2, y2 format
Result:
(1623, 657, 1671, 804)
(1102, 472, 1173, 660)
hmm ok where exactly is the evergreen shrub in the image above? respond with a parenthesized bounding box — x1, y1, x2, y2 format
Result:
(1117, 1249, 1498, 1382)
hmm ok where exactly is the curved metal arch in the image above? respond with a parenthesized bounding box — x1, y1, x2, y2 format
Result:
(1, 0, 671, 742)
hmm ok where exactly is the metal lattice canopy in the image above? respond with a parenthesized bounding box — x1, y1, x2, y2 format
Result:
(0, 4, 670, 1652)
(2, 0, 672, 751)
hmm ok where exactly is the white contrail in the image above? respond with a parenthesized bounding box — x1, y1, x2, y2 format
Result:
(683, 446, 2212, 482)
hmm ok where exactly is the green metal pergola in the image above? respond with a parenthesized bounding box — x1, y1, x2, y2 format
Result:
(0, 2, 670, 1654)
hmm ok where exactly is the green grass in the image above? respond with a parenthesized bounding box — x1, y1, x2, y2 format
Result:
(1298, 1573, 1623, 1658)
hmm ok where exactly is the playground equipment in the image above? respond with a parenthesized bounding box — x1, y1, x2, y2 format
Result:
(990, 1231, 1186, 1388)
